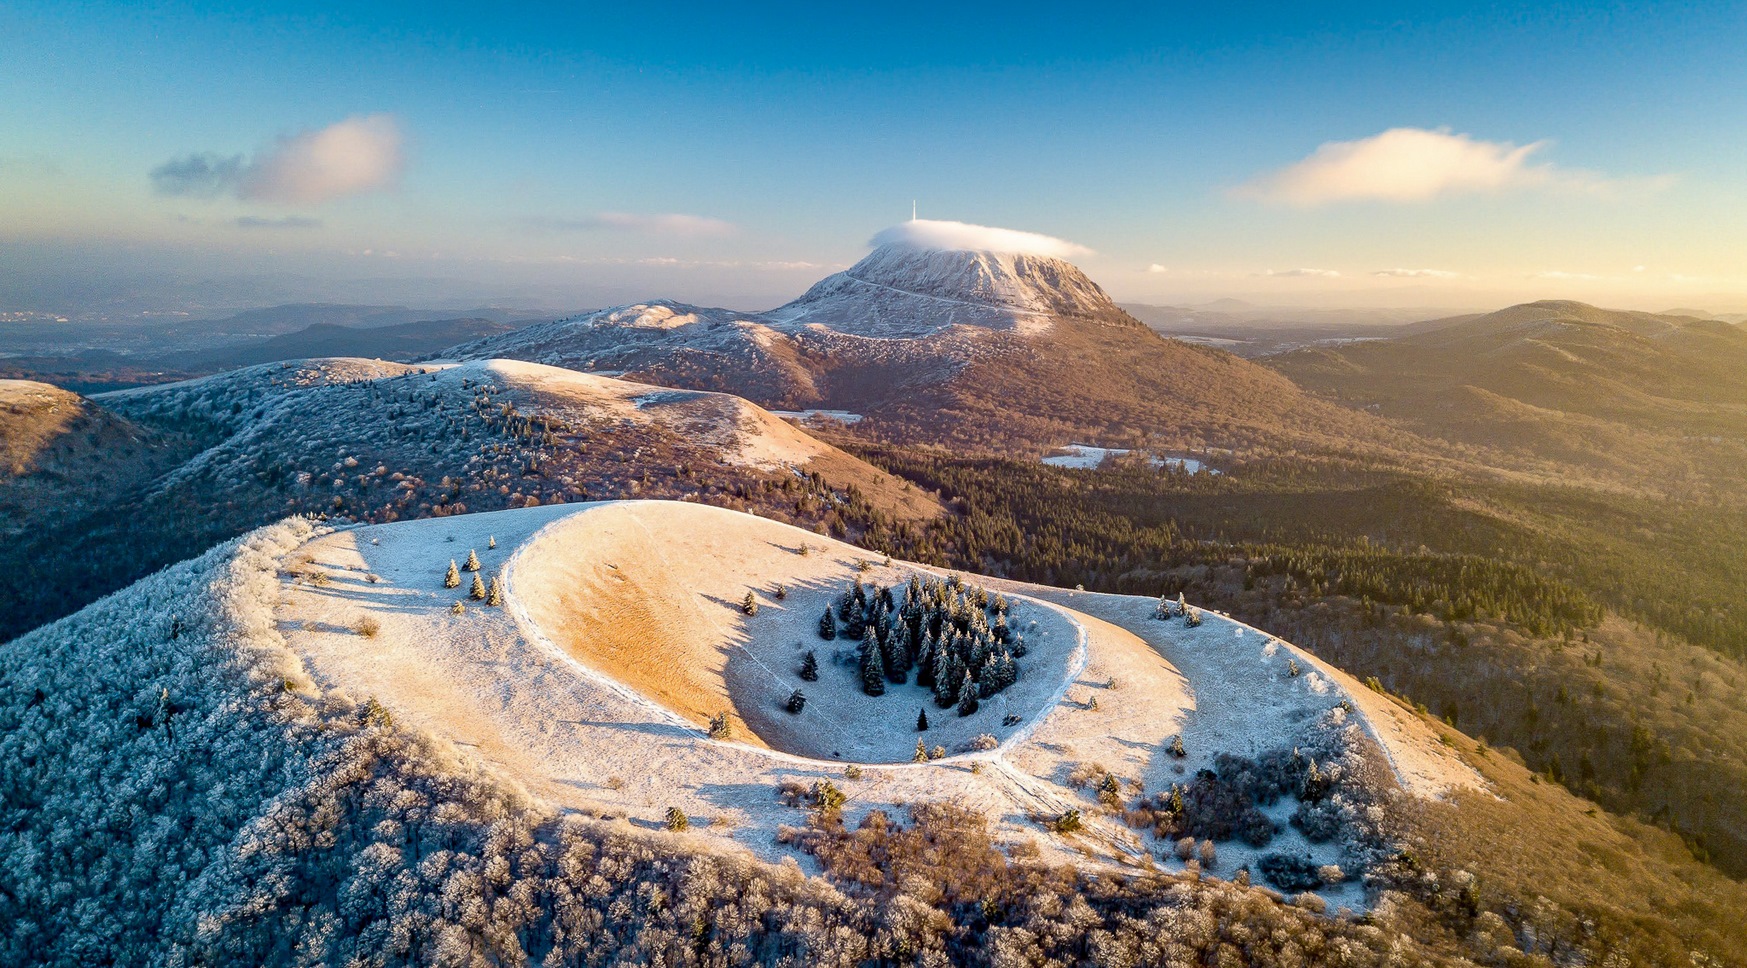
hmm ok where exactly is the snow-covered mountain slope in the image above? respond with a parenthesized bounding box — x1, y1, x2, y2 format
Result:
(763, 245, 1123, 337)
(4, 358, 935, 643)
(273, 500, 1478, 892)
(444, 237, 1406, 456)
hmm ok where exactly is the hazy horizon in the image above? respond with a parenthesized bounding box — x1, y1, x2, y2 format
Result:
(6, 2, 1747, 320)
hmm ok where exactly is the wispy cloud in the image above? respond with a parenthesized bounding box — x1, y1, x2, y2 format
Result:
(871, 219, 1093, 259)
(151, 153, 248, 198)
(1372, 267, 1460, 278)
(234, 215, 322, 229)
(1147, 263, 1169, 274)
(526, 212, 737, 237)
(1235, 127, 1669, 206)
(1258, 267, 1341, 278)
(150, 114, 405, 206)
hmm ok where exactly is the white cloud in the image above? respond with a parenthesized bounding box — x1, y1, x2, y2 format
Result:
(243, 115, 404, 204)
(1259, 267, 1341, 278)
(1235, 127, 1662, 206)
(871, 218, 1093, 259)
(528, 213, 737, 237)
(1147, 263, 1169, 274)
(152, 114, 405, 206)
(1372, 268, 1460, 278)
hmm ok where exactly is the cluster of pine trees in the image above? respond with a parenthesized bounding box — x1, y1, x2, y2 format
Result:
(819, 574, 1022, 716)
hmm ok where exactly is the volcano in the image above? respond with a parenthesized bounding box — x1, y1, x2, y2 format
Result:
(445, 221, 1398, 456)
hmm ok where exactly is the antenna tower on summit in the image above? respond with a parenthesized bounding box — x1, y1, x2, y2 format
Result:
(911, 200, 916, 221)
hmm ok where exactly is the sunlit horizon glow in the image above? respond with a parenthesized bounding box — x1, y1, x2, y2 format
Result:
(3, 1, 1746, 316)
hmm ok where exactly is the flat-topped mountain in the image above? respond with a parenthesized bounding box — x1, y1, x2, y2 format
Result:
(765, 242, 1127, 336)
(447, 222, 1401, 457)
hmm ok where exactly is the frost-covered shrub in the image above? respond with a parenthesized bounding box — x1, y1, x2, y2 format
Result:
(1259, 852, 1324, 891)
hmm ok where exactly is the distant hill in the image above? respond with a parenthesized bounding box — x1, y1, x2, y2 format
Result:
(446, 236, 1408, 459)
(1268, 299, 1747, 487)
(178, 317, 517, 369)
(0, 359, 937, 642)
(194, 302, 549, 336)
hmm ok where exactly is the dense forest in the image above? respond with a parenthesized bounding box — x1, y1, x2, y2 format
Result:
(843, 448, 1747, 876)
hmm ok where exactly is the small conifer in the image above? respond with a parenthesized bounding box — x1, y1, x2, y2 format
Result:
(665, 807, 689, 831)
(914, 739, 929, 763)
(486, 576, 503, 607)
(818, 609, 837, 640)
(799, 650, 819, 681)
(488, 535, 496, 549)
(916, 708, 929, 731)
(786, 689, 807, 714)
(465, 549, 481, 572)
(860, 631, 887, 696)
(470, 574, 486, 600)
(707, 712, 732, 739)
(742, 592, 759, 616)
(957, 674, 979, 717)
(444, 560, 460, 588)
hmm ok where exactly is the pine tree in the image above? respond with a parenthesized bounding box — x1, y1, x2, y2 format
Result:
(914, 739, 929, 763)
(708, 712, 732, 739)
(860, 629, 886, 696)
(818, 608, 836, 640)
(1156, 593, 1172, 620)
(444, 560, 460, 588)
(665, 807, 689, 831)
(1176, 591, 1187, 617)
(957, 673, 979, 717)
(741, 592, 759, 616)
(882, 633, 906, 685)
(916, 708, 929, 731)
(915, 635, 937, 688)
(465, 549, 481, 572)
(470, 573, 486, 601)
(799, 650, 819, 681)
(488, 535, 497, 549)
(786, 689, 807, 714)
(486, 576, 503, 607)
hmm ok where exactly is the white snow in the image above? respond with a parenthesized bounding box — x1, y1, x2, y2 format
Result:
(770, 409, 865, 426)
(271, 500, 1480, 890)
(1041, 444, 1215, 474)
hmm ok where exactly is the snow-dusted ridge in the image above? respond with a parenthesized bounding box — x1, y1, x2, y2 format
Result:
(273, 499, 1480, 891)
(451, 240, 1127, 359)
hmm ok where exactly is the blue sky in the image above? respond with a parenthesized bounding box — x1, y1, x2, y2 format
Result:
(3, 1, 1745, 314)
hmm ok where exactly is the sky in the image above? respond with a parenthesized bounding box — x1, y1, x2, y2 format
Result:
(3, 0, 1746, 317)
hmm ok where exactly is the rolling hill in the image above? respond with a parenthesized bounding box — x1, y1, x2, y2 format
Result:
(1268, 300, 1747, 489)
(0, 359, 937, 642)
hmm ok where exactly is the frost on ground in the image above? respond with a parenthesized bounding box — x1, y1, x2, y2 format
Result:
(1041, 443, 1214, 474)
(272, 499, 1478, 899)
